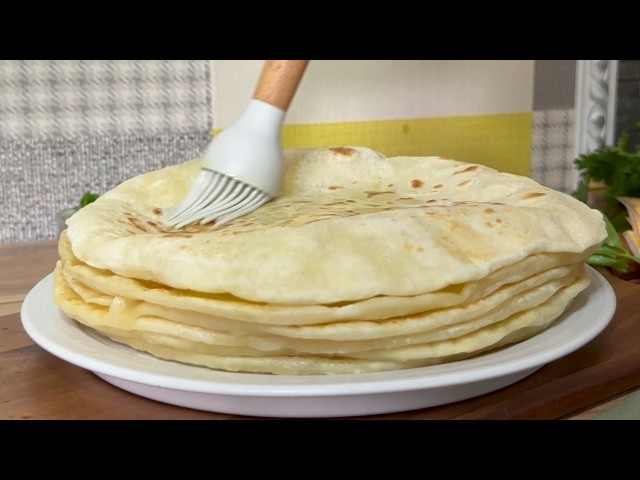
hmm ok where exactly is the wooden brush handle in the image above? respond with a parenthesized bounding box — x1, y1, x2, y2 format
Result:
(253, 60, 309, 111)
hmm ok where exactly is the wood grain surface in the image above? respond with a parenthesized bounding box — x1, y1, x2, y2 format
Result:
(253, 60, 309, 111)
(1, 240, 639, 420)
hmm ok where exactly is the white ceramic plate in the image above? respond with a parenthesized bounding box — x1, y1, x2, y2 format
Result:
(21, 267, 616, 418)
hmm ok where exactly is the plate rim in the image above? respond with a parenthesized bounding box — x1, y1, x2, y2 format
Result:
(21, 266, 616, 398)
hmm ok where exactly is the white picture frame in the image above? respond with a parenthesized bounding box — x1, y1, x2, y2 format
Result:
(574, 60, 620, 155)
(571, 60, 619, 190)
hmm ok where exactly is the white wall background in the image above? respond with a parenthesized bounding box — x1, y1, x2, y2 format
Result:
(211, 60, 535, 127)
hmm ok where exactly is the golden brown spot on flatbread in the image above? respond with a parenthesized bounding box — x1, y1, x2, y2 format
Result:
(485, 222, 493, 228)
(496, 218, 503, 223)
(417, 247, 424, 252)
(365, 191, 395, 198)
(522, 192, 547, 199)
(425, 199, 438, 204)
(330, 147, 356, 157)
(328, 185, 342, 190)
(432, 184, 443, 189)
(152, 208, 162, 216)
(484, 208, 495, 214)
(454, 165, 479, 175)
(304, 215, 343, 226)
(387, 183, 394, 188)
(161, 233, 193, 238)
(148, 221, 157, 227)
(411, 179, 424, 189)
(457, 180, 471, 187)
(126, 215, 146, 232)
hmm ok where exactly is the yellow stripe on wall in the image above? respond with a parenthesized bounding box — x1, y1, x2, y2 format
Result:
(215, 112, 532, 177)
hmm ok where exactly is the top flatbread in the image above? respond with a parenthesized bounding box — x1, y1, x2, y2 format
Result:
(64, 147, 606, 304)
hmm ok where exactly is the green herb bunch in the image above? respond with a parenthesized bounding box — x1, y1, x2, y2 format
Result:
(574, 120, 640, 274)
(574, 120, 640, 231)
(77, 191, 100, 210)
(587, 214, 640, 273)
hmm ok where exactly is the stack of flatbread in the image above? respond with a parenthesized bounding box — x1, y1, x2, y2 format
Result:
(53, 147, 607, 375)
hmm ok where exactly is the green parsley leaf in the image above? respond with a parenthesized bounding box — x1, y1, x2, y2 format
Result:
(78, 191, 100, 210)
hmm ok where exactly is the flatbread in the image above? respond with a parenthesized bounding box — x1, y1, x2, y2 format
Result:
(59, 231, 590, 324)
(64, 147, 606, 304)
(53, 262, 590, 374)
(57, 260, 583, 346)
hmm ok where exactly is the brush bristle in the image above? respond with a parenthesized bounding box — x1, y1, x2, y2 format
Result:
(161, 169, 270, 228)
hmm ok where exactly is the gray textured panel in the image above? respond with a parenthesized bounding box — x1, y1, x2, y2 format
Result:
(619, 59, 640, 80)
(0, 132, 211, 244)
(616, 60, 640, 147)
(530, 109, 576, 194)
(533, 60, 577, 111)
(0, 60, 212, 138)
